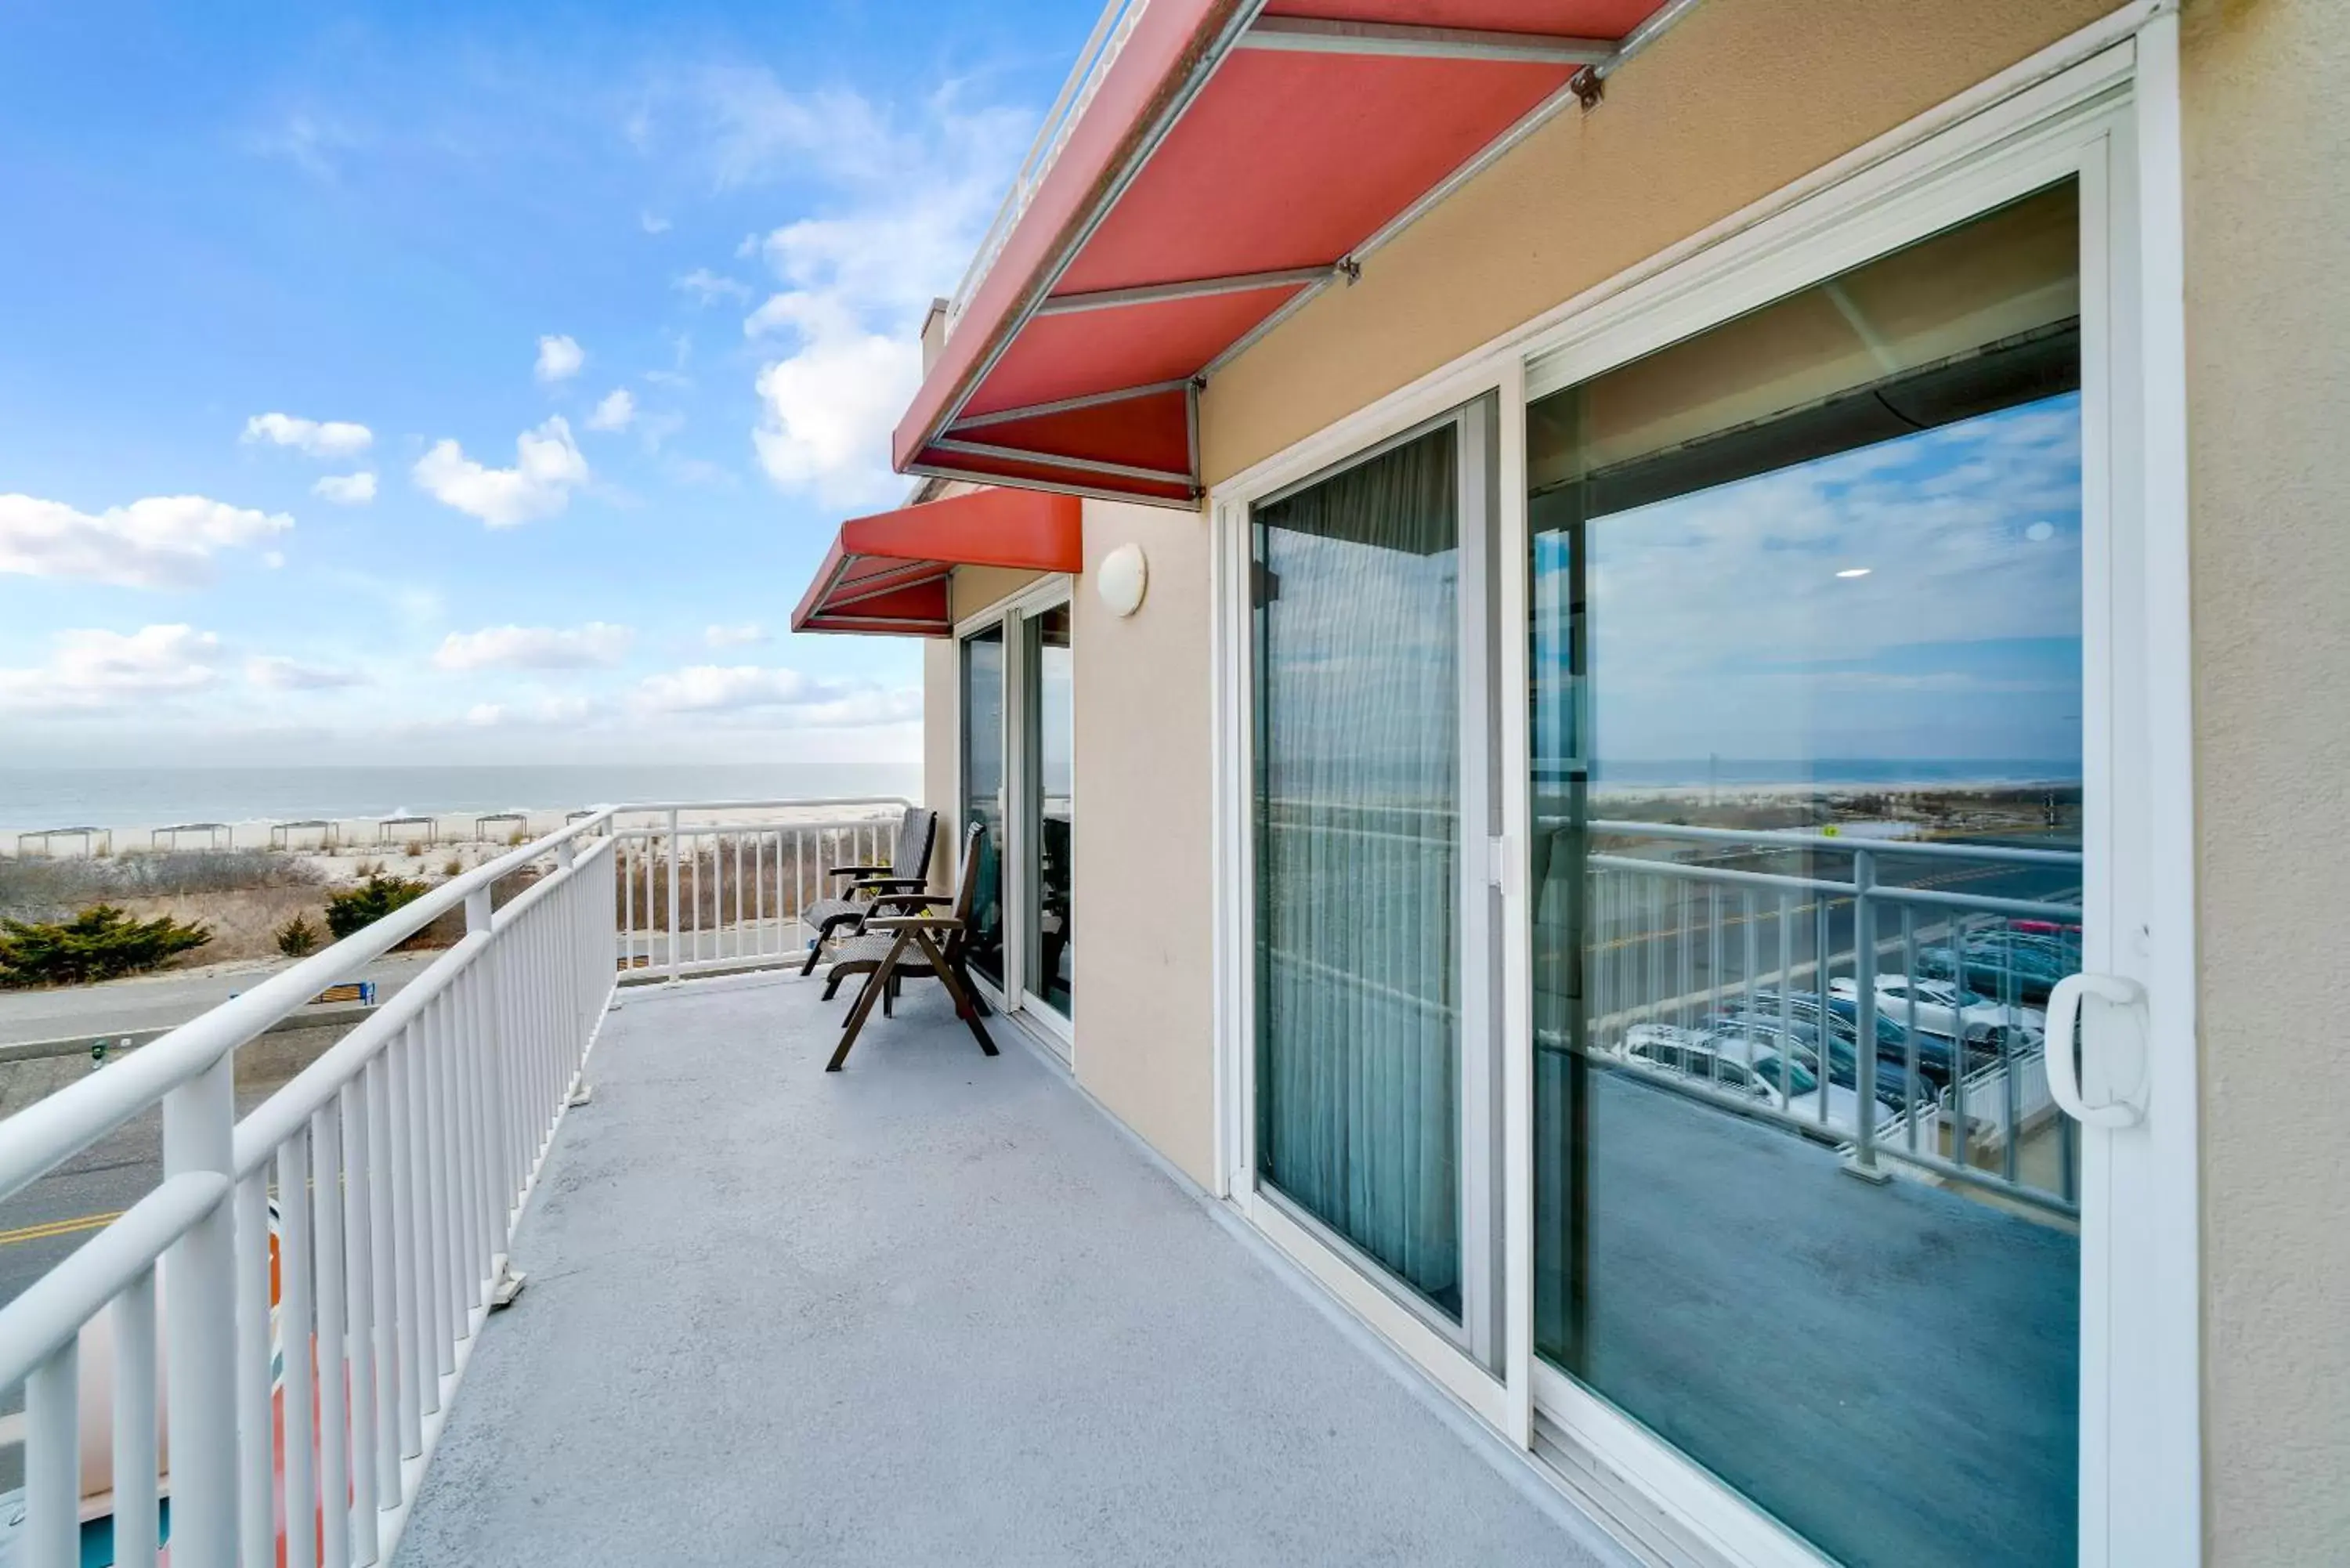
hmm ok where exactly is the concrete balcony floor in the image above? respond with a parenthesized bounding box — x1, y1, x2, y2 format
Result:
(400, 971, 1616, 1566)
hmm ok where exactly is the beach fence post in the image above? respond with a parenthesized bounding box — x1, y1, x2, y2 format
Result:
(666, 807, 682, 985)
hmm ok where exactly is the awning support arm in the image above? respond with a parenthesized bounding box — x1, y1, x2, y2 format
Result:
(1033, 266, 1337, 317)
(930, 437, 1196, 488)
(948, 378, 1194, 432)
(1237, 16, 1614, 67)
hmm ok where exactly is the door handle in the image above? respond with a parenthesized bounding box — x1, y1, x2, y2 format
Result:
(2045, 972, 2147, 1128)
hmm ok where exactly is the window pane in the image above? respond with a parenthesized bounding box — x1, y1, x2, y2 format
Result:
(1529, 186, 2084, 1568)
(1254, 423, 1463, 1317)
(960, 623, 1006, 989)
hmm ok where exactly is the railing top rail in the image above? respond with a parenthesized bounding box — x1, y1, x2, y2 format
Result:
(945, 0, 1145, 330)
(602, 794, 911, 815)
(612, 814, 906, 839)
(1578, 817, 2084, 867)
(0, 807, 617, 1205)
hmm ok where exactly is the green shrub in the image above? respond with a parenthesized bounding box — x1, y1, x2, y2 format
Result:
(275, 913, 323, 958)
(0, 905, 212, 988)
(324, 873, 431, 940)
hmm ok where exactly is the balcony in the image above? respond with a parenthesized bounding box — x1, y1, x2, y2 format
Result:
(0, 804, 1612, 1568)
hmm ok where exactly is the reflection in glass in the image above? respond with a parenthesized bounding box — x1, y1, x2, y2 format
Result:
(1529, 186, 2084, 1568)
(960, 623, 1006, 988)
(1253, 424, 1463, 1316)
(1025, 604, 1074, 1015)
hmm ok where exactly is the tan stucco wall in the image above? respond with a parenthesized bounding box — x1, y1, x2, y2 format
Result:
(1066, 500, 1218, 1183)
(920, 635, 956, 883)
(2179, 2, 2350, 1560)
(1198, 0, 2116, 484)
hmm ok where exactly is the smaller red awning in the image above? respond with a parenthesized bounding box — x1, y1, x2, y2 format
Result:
(791, 486, 1083, 638)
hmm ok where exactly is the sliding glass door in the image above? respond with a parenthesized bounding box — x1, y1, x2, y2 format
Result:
(1527, 183, 2089, 1568)
(959, 582, 1075, 1034)
(1250, 401, 1499, 1360)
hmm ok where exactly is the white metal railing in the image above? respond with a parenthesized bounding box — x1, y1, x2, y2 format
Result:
(1542, 817, 2084, 1214)
(943, 0, 1148, 334)
(610, 799, 909, 981)
(0, 811, 619, 1568)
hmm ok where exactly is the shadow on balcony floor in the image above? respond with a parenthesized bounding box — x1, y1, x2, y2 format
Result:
(399, 974, 1615, 1567)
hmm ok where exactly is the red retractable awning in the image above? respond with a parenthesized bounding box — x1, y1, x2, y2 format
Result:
(894, 0, 1693, 506)
(791, 487, 1083, 638)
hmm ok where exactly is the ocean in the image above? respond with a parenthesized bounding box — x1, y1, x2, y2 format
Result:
(0, 764, 925, 834)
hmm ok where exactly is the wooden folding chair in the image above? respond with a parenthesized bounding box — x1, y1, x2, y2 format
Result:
(824, 822, 997, 1071)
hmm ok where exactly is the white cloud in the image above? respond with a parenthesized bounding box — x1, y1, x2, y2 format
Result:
(586, 388, 636, 433)
(634, 663, 840, 713)
(0, 625, 225, 714)
(433, 622, 634, 671)
(244, 412, 374, 458)
(640, 211, 671, 234)
(719, 81, 1027, 504)
(703, 622, 768, 648)
(312, 471, 378, 505)
(466, 702, 505, 728)
(534, 334, 585, 384)
(0, 493, 292, 588)
(674, 268, 751, 305)
(247, 655, 368, 691)
(630, 663, 920, 725)
(751, 315, 917, 505)
(412, 417, 589, 527)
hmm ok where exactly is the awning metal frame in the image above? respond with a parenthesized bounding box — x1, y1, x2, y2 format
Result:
(902, 0, 1712, 508)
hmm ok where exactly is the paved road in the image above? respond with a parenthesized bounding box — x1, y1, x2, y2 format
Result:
(0, 949, 441, 1048)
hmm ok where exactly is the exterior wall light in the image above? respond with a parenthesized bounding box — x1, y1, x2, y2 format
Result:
(1097, 541, 1148, 617)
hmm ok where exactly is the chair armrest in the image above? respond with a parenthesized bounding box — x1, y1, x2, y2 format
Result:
(848, 875, 929, 891)
(866, 891, 946, 912)
(863, 914, 964, 933)
(824, 863, 891, 880)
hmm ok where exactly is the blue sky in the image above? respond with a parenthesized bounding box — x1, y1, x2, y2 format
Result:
(0, 0, 1097, 768)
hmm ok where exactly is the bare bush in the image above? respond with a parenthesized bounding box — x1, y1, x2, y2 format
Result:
(0, 850, 321, 921)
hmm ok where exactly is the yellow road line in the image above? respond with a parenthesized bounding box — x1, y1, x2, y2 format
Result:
(0, 1209, 126, 1248)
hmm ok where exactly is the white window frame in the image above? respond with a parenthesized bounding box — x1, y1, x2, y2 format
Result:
(1208, 11, 2197, 1566)
(955, 573, 1079, 1055)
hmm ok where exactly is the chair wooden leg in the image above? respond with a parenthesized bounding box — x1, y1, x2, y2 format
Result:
(913, 930, 996, 1057)
(826, 934, 909, 1071)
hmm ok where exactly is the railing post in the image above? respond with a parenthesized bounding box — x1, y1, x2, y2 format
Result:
(666, 807, 682, 985)
(162, 1054, 240, 1568)
(1843, 847, 1888, 1183)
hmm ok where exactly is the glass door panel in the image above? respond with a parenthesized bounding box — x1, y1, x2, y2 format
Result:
(1024, 604, 1075, 1017)
(1528, 184, 2086, 1568)
(1253, 421, 1465, 1320)
(960, 622, 1007, 990)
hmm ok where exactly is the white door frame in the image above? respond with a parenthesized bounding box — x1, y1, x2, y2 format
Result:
(955, 574, 1079, 1052)
(1207, 11, 2197, 1566)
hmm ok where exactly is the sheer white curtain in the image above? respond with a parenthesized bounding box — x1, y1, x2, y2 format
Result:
(1253, 424, 1462, 1314)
